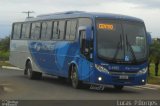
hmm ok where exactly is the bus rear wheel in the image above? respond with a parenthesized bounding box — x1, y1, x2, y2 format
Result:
(114, 85, 124, 90)
(26, 61, 42, 80)
(70, 66, 82, 89)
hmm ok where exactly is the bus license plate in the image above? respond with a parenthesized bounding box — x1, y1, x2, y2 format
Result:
(119, 75, 128, 79)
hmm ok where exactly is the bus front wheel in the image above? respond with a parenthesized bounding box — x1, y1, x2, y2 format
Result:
(70, 66, 82, 89)
(26, 61, 42, 80)
(114, 85, 124, 90)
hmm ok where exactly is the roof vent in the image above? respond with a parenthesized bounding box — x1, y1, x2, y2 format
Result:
(64, 11, 85, 14)
(37, 11, 85, 17)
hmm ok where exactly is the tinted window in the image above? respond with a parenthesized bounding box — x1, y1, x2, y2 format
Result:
(66, 20, 77, 40)
(123, 22, 147, 60)
(41, 21, 52, 40)
(70, 20, 77, 40)
(58, 20, 65, 40)
(31, 22, 41, 40)
(21, 23, 30, 39)
(96, 19, 147, 62)
(96, 19, 124, 60)
(12, 23, 21, 39)
(66, 21, 71, 40)
(78, 18, 92, 27)
(53, 21, 59, 39)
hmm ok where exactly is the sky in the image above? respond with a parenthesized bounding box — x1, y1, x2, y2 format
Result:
(0, 0, 160, 38)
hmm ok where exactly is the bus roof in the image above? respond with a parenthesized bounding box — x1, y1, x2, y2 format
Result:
(25, 11, 144, 22)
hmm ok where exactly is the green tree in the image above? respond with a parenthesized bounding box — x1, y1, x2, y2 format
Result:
(0, 36, 10, 52)
(149, 40, 160, 76)
(0, 36, 10, 60)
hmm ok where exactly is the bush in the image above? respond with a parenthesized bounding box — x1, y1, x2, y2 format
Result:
(0, 36, 10, 61)
(0, 36, 10, 52)
(0, 51, 9, 61)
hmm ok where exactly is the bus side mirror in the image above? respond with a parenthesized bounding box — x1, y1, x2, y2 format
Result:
(147, 32, 152, 45)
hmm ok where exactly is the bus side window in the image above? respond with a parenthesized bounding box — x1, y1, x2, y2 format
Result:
(70, 20, 77, 40)
(53, 21, 59, 40)
(41, 21, 52, 40)
(80, 30, 86, 54)
(78, 18, 92, 27)
(21, 23, 30, 39)
(31, 22, 41, 40)
(58, 20, 65, 40)
(12, 23, 21, 39)
(41, 22, 47, 40)
(66, 20, 71, 40)
(65, 19, 77, 40)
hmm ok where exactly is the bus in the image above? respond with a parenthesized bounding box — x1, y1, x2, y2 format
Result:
(10, 11, 150, 90)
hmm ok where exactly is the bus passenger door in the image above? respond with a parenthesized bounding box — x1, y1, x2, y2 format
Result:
(79, 30, 93, 82)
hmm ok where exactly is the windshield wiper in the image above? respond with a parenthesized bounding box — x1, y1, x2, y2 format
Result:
(126, 34, 137, 63)
(113, 34, 123, 61)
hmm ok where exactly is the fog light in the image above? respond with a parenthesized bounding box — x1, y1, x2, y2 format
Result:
(142, 79, 145, 83)
(98, 77, 102, 81)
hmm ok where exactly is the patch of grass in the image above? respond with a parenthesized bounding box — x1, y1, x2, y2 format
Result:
(0, 51, 9, 61)
(148, 63, 160, 85)
(147, 76, 160, 85)
(0, 61, 13, 68)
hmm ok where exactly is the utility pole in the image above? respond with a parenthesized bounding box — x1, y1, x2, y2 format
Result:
(22, 11, 34, 18)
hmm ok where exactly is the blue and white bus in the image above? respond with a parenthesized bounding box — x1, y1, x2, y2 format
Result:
(10, 11, 150, 90)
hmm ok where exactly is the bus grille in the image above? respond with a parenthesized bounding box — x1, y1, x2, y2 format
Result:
(109, 70, 138, 75)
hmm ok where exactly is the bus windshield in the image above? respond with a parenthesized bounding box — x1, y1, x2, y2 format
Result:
(96, 19, 147, 63)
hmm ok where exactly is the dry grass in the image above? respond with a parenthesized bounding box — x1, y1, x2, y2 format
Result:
(0, 61, 13, 68)
(147, 63, 160, 85)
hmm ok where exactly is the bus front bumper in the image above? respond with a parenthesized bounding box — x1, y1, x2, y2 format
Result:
(89, 71, 147, 86)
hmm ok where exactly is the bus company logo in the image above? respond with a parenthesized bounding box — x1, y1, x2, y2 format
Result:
(108, 66, 120, 70)
(34, 43, 41, 51)
(101, 63, 109, 66)
(125, 67, 130, 70)
(98, 23, 114, 30)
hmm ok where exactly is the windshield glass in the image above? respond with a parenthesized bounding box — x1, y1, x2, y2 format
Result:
(97, 20, 124, 60)
(124, 21, 147, 61)
(96, 19, 147, 62)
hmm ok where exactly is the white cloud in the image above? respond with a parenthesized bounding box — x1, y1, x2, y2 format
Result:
(0, 0, 159, 38)
(120, 0, 160, 9)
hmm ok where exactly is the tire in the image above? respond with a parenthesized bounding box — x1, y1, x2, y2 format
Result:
(70, 66, 82, 89)
(114, 85, 124, 90)
(24, 68, 27, 75)
(26, 61, 42, 80)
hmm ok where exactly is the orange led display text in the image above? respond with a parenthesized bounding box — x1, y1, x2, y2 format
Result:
(98, 24, 114, 30)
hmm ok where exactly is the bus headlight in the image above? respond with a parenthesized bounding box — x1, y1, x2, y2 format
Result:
(95, 64, 109, 74)
(137, 67, 148, 75)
